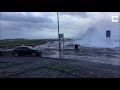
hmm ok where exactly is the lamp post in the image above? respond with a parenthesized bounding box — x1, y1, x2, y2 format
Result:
(57, 12, 61, 52)
(119, 12, 120, 49)
(57, 12, 62, 58)
(0, 12, 1, 40)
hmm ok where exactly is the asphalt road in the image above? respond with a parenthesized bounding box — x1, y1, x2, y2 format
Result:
(0, 51, 120, 78)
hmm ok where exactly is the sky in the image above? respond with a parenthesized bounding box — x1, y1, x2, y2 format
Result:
(0, 12, 119, 40)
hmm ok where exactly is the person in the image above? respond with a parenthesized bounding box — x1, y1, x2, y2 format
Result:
(75, 45, 78, 50)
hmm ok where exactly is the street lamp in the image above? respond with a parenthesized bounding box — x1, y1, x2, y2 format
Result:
(0, 12, 1, 40)
(57, 12, 61, 52)
(119, 12, 120, 49)
(57, 12, 62, 58)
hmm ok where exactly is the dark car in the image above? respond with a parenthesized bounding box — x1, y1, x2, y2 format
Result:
(0, 49, 4, 56)
(12, 46, 42, 57)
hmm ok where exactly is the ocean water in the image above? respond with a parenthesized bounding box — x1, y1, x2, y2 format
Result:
(73, 39, 120, 48)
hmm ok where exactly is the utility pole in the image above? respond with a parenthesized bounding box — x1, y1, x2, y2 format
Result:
(57, 12, 61, 51)
(0, 12, 1, 40)
(57, 12, 61, 58)
(118, 12, 120, 49)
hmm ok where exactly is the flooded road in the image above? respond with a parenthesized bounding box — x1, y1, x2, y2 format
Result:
(42, 49, 120, 66)
(2, 41, 120, 66)
(39, 41, 120, 66)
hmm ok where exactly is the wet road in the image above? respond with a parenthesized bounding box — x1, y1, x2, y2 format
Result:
(1, 43, 120, 78)
(0, 51, 120, 78)
(1, 47, 120, 66)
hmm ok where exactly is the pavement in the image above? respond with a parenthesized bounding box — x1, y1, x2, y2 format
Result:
(0, 53, 120, 78)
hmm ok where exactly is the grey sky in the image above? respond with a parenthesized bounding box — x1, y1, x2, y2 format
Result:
(0, 12, 119, 40)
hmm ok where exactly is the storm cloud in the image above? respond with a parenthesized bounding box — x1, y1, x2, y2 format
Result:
(0, 12, 119, 39)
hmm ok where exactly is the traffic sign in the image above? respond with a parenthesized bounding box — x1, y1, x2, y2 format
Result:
(59, 34, 64, 38)
(106, 30, 111, 37)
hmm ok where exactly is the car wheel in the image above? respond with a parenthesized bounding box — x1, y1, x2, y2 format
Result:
(14, 53, 18, 56)
(36, 54, 42, 57)
(32, 52, 36, 56)
(39, 54, 42, 57)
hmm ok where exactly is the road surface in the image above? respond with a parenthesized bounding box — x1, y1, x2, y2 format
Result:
(0, 52, 120, 78)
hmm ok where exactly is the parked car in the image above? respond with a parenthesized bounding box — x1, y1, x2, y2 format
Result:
(0, 48, 4, 56)
(12, 46, 42, 57)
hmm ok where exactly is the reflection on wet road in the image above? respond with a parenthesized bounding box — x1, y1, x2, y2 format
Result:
(42, 49, 120, 66)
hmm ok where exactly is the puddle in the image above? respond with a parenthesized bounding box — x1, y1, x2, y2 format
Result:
(42, 49, 120, 66)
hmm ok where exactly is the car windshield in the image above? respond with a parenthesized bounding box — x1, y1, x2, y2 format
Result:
(28, 46, 36, 50)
